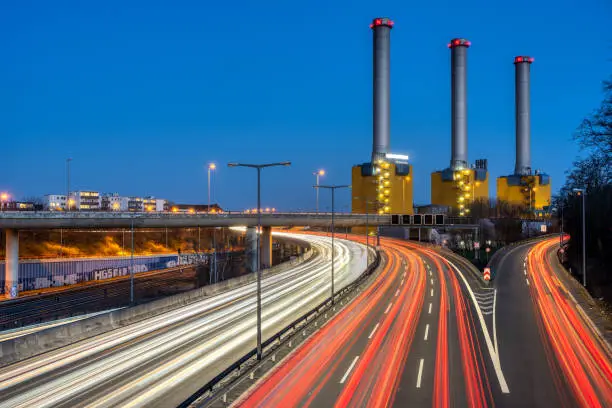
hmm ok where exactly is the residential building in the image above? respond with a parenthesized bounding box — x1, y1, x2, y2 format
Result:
(101, 193, 123, 211)
(70, 191, 100, 211)
(46, 194, 67, 211)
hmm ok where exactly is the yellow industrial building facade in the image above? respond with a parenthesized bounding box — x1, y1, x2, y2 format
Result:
(496, 174, 551, 213)
(351, 159, 413, 216)
(431, 167, 489, 215)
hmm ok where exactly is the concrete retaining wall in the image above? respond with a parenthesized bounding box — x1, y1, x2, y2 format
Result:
(0, 248, 314, 367)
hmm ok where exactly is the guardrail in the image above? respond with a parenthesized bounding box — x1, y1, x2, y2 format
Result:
(180, 249, 382, 408)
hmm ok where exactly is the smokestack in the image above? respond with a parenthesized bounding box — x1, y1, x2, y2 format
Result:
(514, 56, 534, 176)
(448, 38, 470, 170)
(371, 17, 393, 162)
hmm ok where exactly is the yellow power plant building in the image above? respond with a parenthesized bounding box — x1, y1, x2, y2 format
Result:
(497, 56, 551, 214)
(431, 161, 489, 215)
(430, 38, 489, 215)
(352, 18, 414, 222)
(351, 157, 414, 216)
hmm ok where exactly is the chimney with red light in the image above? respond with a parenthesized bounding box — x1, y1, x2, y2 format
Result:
(514, 56, 534, 175)
(448, 38, 470, 170)
(371, 17, 394, 162)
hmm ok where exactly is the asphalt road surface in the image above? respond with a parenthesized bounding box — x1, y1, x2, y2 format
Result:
(0, 233, 367, 408)
(237, 235, 612, 407)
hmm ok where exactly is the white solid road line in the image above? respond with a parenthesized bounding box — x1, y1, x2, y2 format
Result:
(340, 356, 360, 384)
(448, 260, 510, 394)
(416, 359, 424, 388)
(428, 303, 432, 314)
(368, 323, 380, 339)
(526, 278, 530, 286)
(395, 289, 400, 297)
(424, 324, 430, 341)
(430, 289, 434, 297)
(493, 289, 499, 354)
(385, 303, 392, 314)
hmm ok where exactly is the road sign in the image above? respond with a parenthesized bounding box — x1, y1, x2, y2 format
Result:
(483, 267, 491, 281)
(474, 242, 480, 249)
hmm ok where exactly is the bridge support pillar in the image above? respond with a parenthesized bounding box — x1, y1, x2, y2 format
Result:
(245, 226, 258, 274)
(261, 227, 272, 269)
(4, 229, 19, 298)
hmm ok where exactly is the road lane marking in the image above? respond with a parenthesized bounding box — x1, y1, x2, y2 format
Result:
(424, 324, 430, 341)
(401, 278, 404, 286)
(524, 268, 527, 276)
(526, 278, 530, 286)
(340, 356, 360, 384)
(493, 289, 499, 354)
(416, 359, 424, 388)
(430, 289, 434, 297)
(385, 303, 392, 314)
(448, 260, 510, 393)
(428, 303, 432, 314)
(395, 289, 400, 297)
(368, 323, 380, 339)
(430, 278, 434, 285)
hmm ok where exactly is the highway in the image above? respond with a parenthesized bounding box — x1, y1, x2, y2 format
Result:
(235, 235, 612, 407)
(493, 236, 612, 407)
(236, 236, 507, 407)
(0, 233, 367, 408)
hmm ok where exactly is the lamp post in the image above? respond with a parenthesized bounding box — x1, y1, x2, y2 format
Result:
(0, 192, 8, 212)
(315, 185, 350, 304)
(208, 163, 216, 213)
(313, 169, 325, 213)
(228, 161, 291, 360)
(572, 188, 587, 288)
(66, 158, 72, 210)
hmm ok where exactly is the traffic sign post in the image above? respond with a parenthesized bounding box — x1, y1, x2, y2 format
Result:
(483, 267, 491, 281)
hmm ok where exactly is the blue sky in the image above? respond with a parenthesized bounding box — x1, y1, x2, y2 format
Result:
(1, 0, 610, 211)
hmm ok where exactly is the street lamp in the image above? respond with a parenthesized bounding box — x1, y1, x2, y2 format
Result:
(66, 158, 72, 210)
(313, 169, 325, 213)
(573, 188, 587, 288)
(0, 192, 8, 211)
(208, 163, 216, 213)
(228, 161, 291, 360)
(315, 185, 350, 305)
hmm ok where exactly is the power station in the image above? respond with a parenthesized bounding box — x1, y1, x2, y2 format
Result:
(350, 20, 552, 220)
(351, 18, 414, 218)
(430, 39, 489, 215)
(496, 56, 551, 214)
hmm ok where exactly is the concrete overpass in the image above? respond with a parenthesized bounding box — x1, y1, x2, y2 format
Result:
(0, 211, 477, 298)
(0, 211, 389, 229)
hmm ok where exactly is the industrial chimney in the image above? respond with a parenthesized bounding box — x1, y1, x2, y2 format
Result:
(371, 17, 393, 162)
(448, 38, 470, 170)
(514, 56, 534, 176)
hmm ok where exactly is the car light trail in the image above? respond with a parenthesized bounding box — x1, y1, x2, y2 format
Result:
(526, 238, 612, 407)
(0, 233, 366, 408)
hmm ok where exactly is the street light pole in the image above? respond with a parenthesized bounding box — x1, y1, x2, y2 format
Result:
(573, 188, 587, 288)
(66, 158, 72, 210)
(208, 163, 216, 213)
(228, 161, 291, 361)
(130, 218, 135, 304)
(313, 170, 325, 213)
(316, 185, 350, 304)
